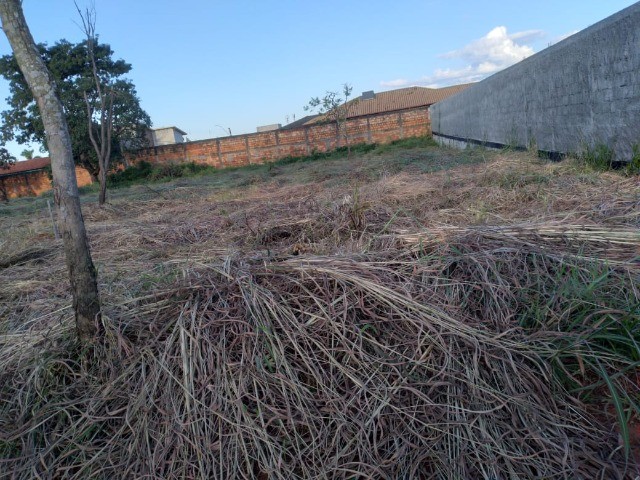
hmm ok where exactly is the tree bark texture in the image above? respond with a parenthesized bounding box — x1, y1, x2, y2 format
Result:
(0, 0, 101, 341)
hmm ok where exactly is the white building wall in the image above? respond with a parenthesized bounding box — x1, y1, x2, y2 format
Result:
(151, 128, 186, 146)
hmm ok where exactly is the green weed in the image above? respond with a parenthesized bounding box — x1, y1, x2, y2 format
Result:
(579, 144, 615, 171)
(107, 161, 217, 187)
(374, 135, 437, 154)
(625, 144, 640, 175)
(518, 259, 640, 458)
(496, 171, 550, 189)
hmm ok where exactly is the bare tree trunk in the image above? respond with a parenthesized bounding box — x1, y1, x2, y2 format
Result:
(343, 119, 351, 158)
(0, 0, 100, 342)
(98, 168, 107, 204)
(78, 4, 114, 206)
(341, 85, 352, 159)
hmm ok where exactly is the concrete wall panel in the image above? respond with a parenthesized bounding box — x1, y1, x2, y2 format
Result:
(430, 3, 640, 161)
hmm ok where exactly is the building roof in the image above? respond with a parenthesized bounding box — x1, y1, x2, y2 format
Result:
(150, 126, 188, 135)
(279, 114, 321, 130)
(0, 157, 50, 177)
(305, 84, 474, 124)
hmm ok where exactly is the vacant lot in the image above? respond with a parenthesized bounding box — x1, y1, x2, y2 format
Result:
(1, 139, 639, 478)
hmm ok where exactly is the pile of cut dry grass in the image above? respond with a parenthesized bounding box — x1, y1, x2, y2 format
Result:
(391, 221, 640, 264)
(1, 149, 639, 478)
(2, 230, 638, 478)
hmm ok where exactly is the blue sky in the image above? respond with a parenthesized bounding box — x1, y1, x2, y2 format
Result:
(0, 0, 636, 158)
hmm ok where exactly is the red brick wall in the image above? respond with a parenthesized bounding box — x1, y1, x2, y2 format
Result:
(127, 107, 431, 169)
(0, 166, 93, 200)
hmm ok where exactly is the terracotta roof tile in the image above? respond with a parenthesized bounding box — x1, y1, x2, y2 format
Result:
(305, 83, 474, 124)
(0, 157, 50, 176)
(280, 114, 321, 130)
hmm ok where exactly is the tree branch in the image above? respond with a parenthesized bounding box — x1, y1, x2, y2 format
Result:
(83, 90, 100, 158)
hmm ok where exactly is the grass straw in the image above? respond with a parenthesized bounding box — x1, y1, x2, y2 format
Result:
(1, 147, 638, 478)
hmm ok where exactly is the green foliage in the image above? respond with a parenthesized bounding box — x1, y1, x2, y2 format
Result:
(340, 142, 377, 155)
(139, 264, 180, 292)
(107, 161, 216, 187)
(576, 143, 640, 175)
(0, 39, 151, 178)
(495, 171, 550, 189)
(20, 148, 33, 160)
(272, 143, 379, 168)
(271, 154, 319, 167)
(579, 143, 615, 171)
(374, 135, 438, 153)
(304, 83, 355, 120)
(517, 259, 640, 457)
(273, 137, 436, 168)
(626, 144, 640, 175)
(107, 161, 153, 184)
(519, 261, 639, 361)
(148, 163, 185, 181)
(0, 146, 15, 169)
(304, 83, 358, 154)
(0, 135, 467, 207)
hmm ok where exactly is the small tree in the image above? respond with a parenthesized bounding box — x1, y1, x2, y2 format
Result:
(20, 148, 33, 159)
(0, 33, 151, 204)
(76, 2, 113, 205)
(0, 146, 15, 168)
(0, 0, 101, 342)
(305, 83, 358, 157)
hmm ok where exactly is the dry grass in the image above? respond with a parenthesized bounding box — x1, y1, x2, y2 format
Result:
(1, 144, 639, 478)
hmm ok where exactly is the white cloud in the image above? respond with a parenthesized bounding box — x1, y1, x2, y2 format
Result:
(440, 26, 535, 65)
(381, 26, 543, 88)
(380, 78, 410, 88)
(508, 29, 546, 43)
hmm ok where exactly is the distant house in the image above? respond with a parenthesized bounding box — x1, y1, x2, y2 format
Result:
(304, 84, 473, 125)
(279, 115, 321, 130)
(125, 83, 474, 170)
(256, 124, 282, 133)
(0, 157, 93, 200)
(147, 126, 188, 147)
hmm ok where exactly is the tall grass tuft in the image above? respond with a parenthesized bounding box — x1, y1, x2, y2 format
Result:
(1, 223, 638, 478)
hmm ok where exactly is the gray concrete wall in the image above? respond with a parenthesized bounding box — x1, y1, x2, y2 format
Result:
(430, 2, 640, 162)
